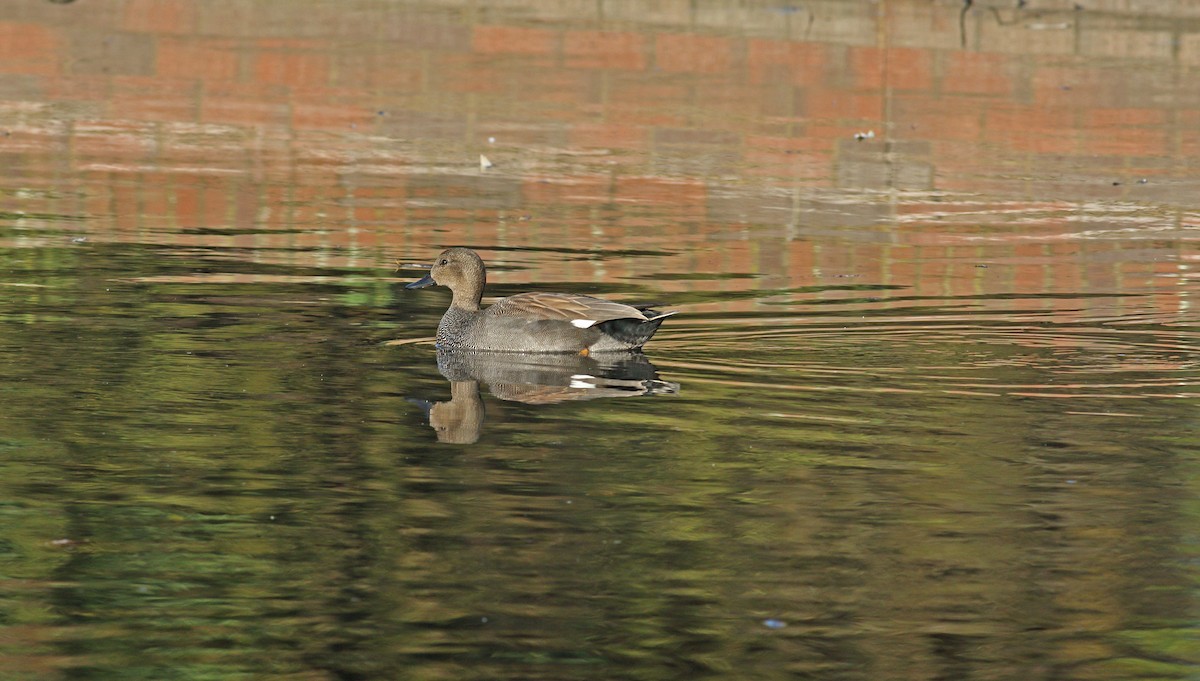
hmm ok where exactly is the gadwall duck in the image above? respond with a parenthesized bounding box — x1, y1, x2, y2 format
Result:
(406, 247, 676, 353)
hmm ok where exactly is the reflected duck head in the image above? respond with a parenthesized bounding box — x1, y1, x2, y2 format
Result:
(429, 385, 484, 444)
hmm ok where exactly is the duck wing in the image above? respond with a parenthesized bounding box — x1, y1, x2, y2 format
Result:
(487, 292, 651, 327)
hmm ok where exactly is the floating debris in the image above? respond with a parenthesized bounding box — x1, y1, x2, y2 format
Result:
(394, 260, 432, 273)
(763, 619, 787, 629)
(853, 130, 875, 141)
(480, 154, 494, 171)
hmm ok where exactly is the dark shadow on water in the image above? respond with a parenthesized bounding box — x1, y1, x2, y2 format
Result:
(412, 349, 679, 444)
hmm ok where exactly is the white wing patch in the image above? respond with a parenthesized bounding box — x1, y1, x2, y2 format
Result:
(570, 319, 597, 328)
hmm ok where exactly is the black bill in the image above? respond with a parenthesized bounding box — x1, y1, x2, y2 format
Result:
(406, 274, 436, 289)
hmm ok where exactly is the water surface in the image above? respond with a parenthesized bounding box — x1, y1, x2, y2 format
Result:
(1, 1, 1197, 679)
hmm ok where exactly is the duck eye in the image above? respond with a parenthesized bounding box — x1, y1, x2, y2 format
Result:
(439, 259, 449, 265)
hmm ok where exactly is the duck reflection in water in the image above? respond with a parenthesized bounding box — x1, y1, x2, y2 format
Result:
(410, 349, 679, 444)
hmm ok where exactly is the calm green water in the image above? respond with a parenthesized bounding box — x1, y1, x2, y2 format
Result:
(2, 218, 1196, 680)
(2, 0, 1199, 679)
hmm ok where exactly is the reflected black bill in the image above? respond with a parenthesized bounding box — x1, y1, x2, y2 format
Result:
(406, 274, 436, 289)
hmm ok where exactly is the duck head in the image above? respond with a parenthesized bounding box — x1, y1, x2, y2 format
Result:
(406, 247, 488, 309)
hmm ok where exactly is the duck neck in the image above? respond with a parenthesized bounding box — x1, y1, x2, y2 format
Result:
(449, 262, 485, 312)
(438, 269, 483, 345)
(450, 285, 483, 312)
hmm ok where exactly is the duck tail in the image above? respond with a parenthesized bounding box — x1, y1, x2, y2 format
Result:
(596, 311, 676, 349)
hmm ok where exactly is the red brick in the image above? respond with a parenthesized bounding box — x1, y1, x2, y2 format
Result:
(1082, 127, 1167, 156)
(613, 177, 706, 218)
(332, 50, 424, 89)
(803, 123, 861, 150)
(997, 130, 1077, 155)
(122, 0, 197, 34)
(743, 149, 827, 181)
(157, 37, 240, 81)
(564, 31, 646, 70)
(291, 101, 374, 131)
(173, 184, 201, 228)
(521, 176, 612, 205)
(140, 182, 172, 224)
(506, 69, 593, 107)
(983, 104, 1077, 154)
(205, 80, 288, 102)
(38, 75, 105, 102)
(746, 39, 826, 87)
(472, 25, 558, 56)
(185, 184, 224, 227)
(1031, 65, 1094, 103)
(254, 50, 330, 87)
(986, 104, 1075, 134)
(850, 47, 885, 91)
(290, 85, 364, 104)
(725, 243, 753, 275)
(0, 22, 59, 76)
(568, 122, 647, 150)
(850, 47, 932, 91)
(807, 88, 884, 121)
(435, 54, 508, 94)
(942, 51, 1012, 95)
(692, 82, 763, 120)
(598, 102, 685, 128)
(609, 76, 688, 104)
(201, 98, 289, 127)
(254, 38, 326, 50)
(1085, 108, 1166, 128)
(655, 34, 732, 74)
(1183, 128, 1200, 158)
(111, 74, 194, 96)
(746, 134, 831, 154)
(112, 185, 141, 231)
(894, 95, 987, 140)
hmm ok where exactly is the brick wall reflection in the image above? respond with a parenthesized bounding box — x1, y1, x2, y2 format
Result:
(0, 0, 1194, 311)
